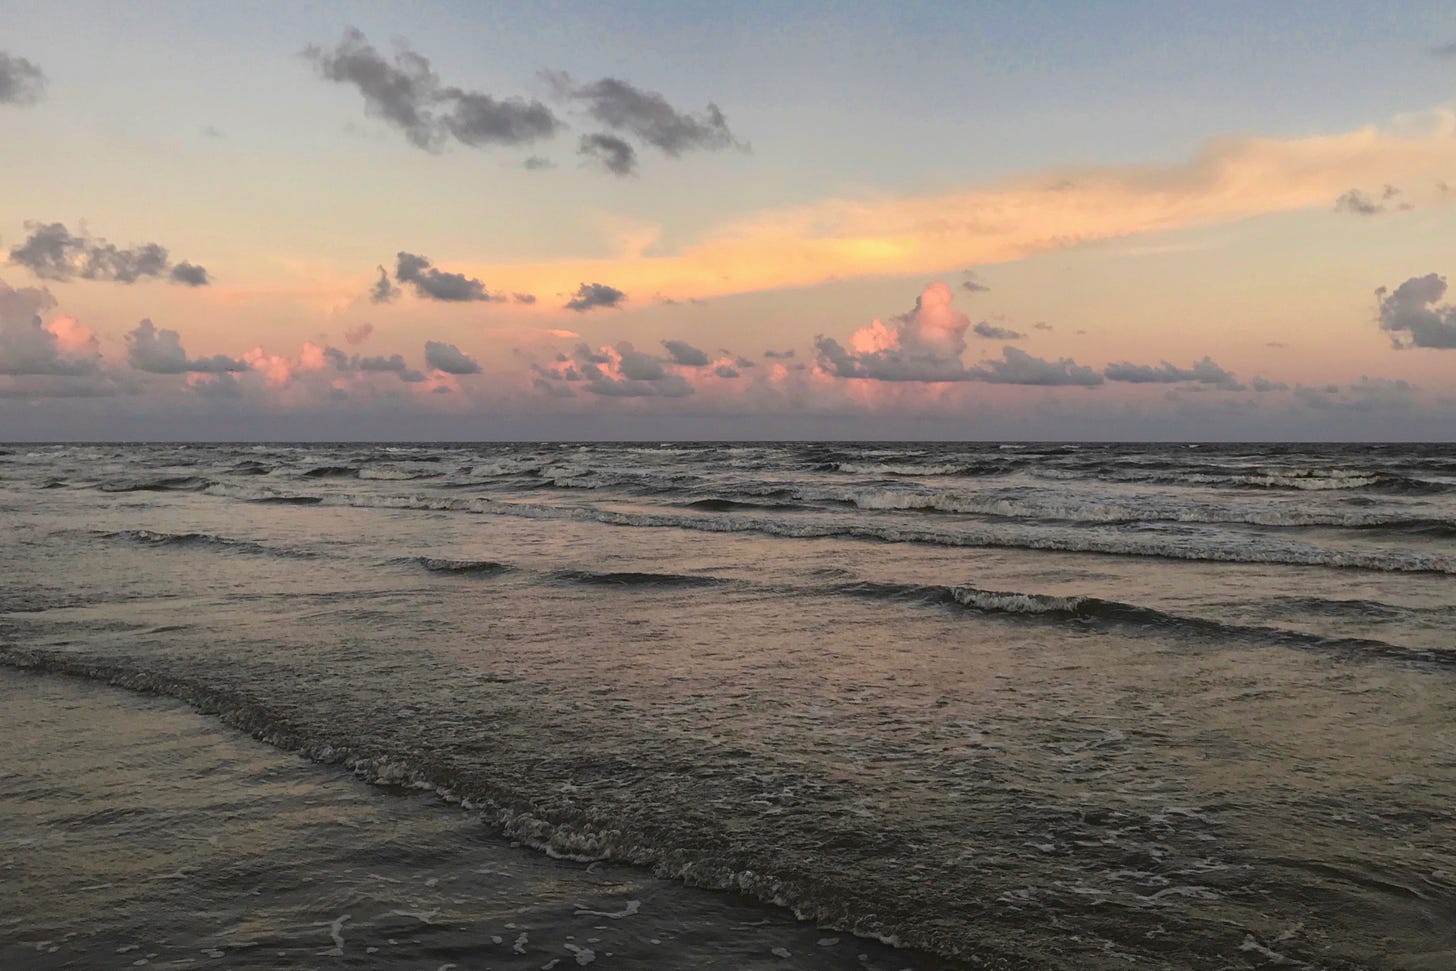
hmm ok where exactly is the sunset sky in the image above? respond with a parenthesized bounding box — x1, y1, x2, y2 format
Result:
(3, 1, 1456, 440)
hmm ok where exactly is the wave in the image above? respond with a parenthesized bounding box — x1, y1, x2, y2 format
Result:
(247, 495, 324, 505)
(299, 465, 360, 479)
(831, 581, 1449, 665)
(98, 529, 317, 559)
(548, 569, 728, 588)
(680, 497, 807, 512)
(99, 475, 210, 493)
(0, 648, 973, 963)
(406, 556, 512, 576)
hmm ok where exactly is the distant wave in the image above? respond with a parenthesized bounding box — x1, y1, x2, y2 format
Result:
(299, 465, 360, 479)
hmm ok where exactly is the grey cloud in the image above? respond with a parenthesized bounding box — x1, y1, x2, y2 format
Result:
(1431, 40, 1456, 59)
(125, 319, 246, 374)
(616, 346, 665, 381)
(170, 262, 210, 287)
(512, 292, 537, 304)
(324, 346, 423, 382)
(1250, 376, 1289, 392)
(305, 29, 560, 151)
(546, 71, 745, 156)
(661, 339, 709, 366)
(579, 132, 637, 176)
(764, 348, 796, 359)
(344, 322, 374, 345)
(970, 346, 1103, 386)
(564, 282, 626, 312)
(370, 265, 401, 304)
(0, 51, 45, 106)
(586, 373, 692, 398)
(714, 364, 740, 378)
(1104, 356, 1243, 389)
(201, 125, 226, 139)
(8, 221, 208, 286)
(534, 376, 576, 397)
(395, 251, 498, 302)
(0, 281, 98, 376)
(423, 340, 481, 374)
(523, 156, 555, 171)
(972, 321, 1024, 340)
(1376, 273, 1456, 348)
(960, 274, 990, 293)
(1033, 322, 1054, 331)
(1334, 185, 1411, 217)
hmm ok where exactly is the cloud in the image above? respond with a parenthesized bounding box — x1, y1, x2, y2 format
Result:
(0, 51, 45, 106)
(0, 280, 99, 376)
(1250, 375, 1289, 392)
(579, 132, 637, 176)
(395, 251, 498, 302)
(1376, 273, 1456, 348)
(764, 348, 796, 359)
(126, 319, 247, 373)
(972, 321, 1024, 340)
(305, 28, 560, 151)
(1432, 41, 1456, 59)
(971, 346, 1104, 386)
(512, 292, 537, 304)
(1104, 356, 1243, 388)
(322, 345, 424, 382)
(343, 322, 374, 345)
(534, 340, 694, 398)
(369, 265, 400, 304)
(545, 71, 745, 156)
(1334, 185, 1410, 216)
(1033, 322, 1054, 331)
(523, 156, 555, 171)
(170, 262, 211, 286)
(8, 222, 209, 286)
(564, 281, 626, 312)
(661, 339, 710, 366)
(814, 282, 976, 381)
(714, 364, 740, 378)
(961, 272, 990, 293)
(423, 340, 481, 374)
(433, 106, 1456, 304)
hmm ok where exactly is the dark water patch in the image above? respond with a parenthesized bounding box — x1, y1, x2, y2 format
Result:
(681, 497, 808, 512)
(247, 494, 324, 505)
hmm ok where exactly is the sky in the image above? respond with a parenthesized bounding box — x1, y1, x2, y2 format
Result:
(2, 0, 1456, 441)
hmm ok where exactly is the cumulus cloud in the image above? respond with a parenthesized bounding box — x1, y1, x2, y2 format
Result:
(1376, 273, 1456, 348)
(961, 273, 990, 293)
(764, 348, 796, 359)
(972, 346, 1104, 386)
(661, 339, 710, 366)
(423, 340, 481, 374)
(1104, 356, 1243, 389)
(305, 28, 560, 151)
(126, 319, 247, 374)
(534, 340, 693, 398)
(8, 222, 209, 286)
(714, 364, 740, 378)
(814, 282, 977, 381)
(0, 51, 45, 106)
(579, 132, 637, 176)
(0, 280, 99, 376)
(564, 281, 626, 312)
(394, 251, 498, 302)
(972, 321, 1024, 340)
(344, 322, 374, 345)
(545, 71, 745, 157)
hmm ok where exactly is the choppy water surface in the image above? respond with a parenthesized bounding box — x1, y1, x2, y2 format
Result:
(3, 442, 1455, 969)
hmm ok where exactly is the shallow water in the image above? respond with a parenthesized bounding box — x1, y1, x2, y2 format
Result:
(3, 442, 1455, 968)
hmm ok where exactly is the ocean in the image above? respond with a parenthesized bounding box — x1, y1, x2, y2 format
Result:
(2, 441, 1454, 969)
